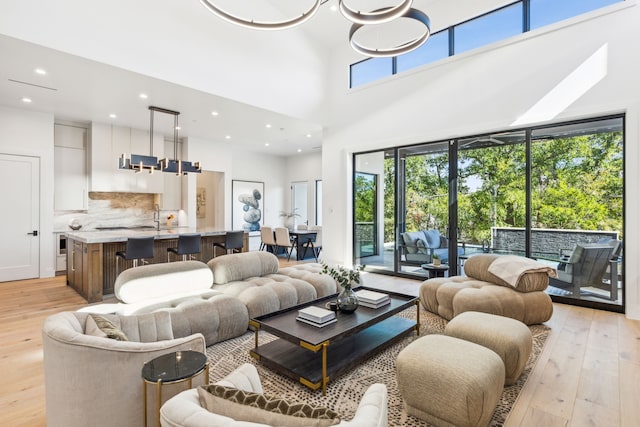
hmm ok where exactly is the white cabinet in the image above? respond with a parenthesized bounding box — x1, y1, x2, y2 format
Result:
(90, 122, 164, 193)
(54, 124, 87, 211)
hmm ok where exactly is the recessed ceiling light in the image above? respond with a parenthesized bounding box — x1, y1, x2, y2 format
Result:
(265, 143, 270, 147)
(297, 148, 302, 153)
(225, 135, 231, 139)
(265, 124, 272, 128)
(330, 5, 338, 12)
(109, 113, 117, 119)
(139, 93, 148, 99)
(21, 97, 32, 103)
(34, 68, 47, 75)
(211, 111, 219, 116)
(306, 133, 312, 138)
(175, 126, 181, 130)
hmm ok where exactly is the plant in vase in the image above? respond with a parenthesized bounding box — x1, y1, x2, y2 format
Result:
(432, 254, 441, 266)
(320, 263, 365, 313)
(278, 208, 300, 229)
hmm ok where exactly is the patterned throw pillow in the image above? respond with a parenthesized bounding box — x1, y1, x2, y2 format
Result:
(198, 384, 340, 427)
(85, 314, 128, 341)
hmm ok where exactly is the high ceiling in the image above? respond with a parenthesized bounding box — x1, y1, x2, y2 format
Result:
(0, 0, 513, 156)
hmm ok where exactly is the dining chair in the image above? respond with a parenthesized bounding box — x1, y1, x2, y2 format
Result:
(306, 225, 322, 261)
(259, 226, 276, 251)
(274, 227, 295, 261)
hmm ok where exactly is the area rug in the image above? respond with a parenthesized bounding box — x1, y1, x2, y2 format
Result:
(206, 307, 550, 426)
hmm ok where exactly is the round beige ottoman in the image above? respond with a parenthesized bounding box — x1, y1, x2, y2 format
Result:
(445, 311, 533, 385)
(396, 334, 505, 427)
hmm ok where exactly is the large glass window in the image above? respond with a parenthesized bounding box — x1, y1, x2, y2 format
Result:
(353, 115, 625, 312)
(530, 0, 621, 29)
(350, 57, 393, 88)
(396, 30, 449, 73)
(454, 2, 523, 55)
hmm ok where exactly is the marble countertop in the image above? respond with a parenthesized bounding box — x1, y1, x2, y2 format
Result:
(65, 227, 241, 244)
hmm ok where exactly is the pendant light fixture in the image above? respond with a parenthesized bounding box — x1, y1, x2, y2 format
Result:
(152, 106, 202, 175)
(119, 106, 201, 175)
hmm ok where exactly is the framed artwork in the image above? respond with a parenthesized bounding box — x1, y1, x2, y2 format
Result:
(196, 187, 206, 218)
(232, 180, 264, 231)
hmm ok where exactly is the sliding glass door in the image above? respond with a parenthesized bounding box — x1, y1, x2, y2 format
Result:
(352, 115, 624, 312)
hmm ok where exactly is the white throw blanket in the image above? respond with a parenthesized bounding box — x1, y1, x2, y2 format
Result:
(487, 255, 557, 288)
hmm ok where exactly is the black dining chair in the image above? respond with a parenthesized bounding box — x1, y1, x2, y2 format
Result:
(167, 234, 201, 262)
(115, 236, 155, 276)
(213, 230, 245, 256)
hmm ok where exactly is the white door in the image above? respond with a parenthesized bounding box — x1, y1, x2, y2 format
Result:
(292, 181, 308, 228)
(0, 154, 40, 281)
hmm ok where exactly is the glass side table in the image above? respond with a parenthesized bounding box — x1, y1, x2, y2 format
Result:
(142, 350, 208, 427)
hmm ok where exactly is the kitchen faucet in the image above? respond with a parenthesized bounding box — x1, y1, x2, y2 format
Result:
(153, 204, 160, 231)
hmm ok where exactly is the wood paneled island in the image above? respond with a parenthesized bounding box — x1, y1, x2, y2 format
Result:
(65, 228, 248, 302)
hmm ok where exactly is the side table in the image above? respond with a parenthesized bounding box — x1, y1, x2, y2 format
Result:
(421, 263, 449, 279)
(142, 350, 209, 427)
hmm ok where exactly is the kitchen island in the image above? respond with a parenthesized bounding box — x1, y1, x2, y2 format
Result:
(65, 227, 248, 302)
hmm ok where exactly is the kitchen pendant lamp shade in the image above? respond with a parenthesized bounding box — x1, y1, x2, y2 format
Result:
(118, 106, 201, 175)
(199, 0, 321, 31)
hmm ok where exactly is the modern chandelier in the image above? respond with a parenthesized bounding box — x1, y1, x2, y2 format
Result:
(199, 0, 431, 57)
(118, 106, 201, 175)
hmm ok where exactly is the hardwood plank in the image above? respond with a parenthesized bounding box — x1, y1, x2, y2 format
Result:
(1, 263, 640, 427)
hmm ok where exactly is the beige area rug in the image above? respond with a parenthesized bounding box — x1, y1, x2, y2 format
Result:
(206, 307, 550, 426)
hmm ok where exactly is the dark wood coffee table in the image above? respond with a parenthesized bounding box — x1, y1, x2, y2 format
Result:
(249, 288, 419, 394)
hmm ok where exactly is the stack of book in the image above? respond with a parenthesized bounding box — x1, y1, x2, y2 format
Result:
(355, 289, 391, 309)
(296, 306, 337, 327)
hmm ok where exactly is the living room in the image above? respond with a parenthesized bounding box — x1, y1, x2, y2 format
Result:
(1, 0, 639, 426)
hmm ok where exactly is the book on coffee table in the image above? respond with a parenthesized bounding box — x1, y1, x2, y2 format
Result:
(298, 306, 336, 324)
(355, 289, 391, 309)
(296, 316, 338, 327)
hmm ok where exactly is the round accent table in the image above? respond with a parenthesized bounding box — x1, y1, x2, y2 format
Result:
(142, 350, 209, 427)
(421, 263, 449, 279)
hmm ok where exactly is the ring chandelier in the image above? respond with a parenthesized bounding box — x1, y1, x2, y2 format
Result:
(199, 0, 431, 57)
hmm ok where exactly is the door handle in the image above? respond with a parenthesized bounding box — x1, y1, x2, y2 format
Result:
(27, 230, 38, 236)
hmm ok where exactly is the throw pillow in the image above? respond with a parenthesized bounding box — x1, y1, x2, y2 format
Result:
(85, 314, 128, 341)
(416, 239, 428, 254)
(198, 384, 340, 427)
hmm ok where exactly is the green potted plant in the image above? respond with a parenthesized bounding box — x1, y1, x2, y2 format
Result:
(432, 253, 441, 266)
(320, 263, 365, 313)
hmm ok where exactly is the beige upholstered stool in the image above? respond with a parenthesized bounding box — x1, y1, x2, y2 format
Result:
(396, 334, 504, 427)
(445, 311, 533, 385)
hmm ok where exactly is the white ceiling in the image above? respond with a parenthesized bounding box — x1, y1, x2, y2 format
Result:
(0, 0, 514, 156)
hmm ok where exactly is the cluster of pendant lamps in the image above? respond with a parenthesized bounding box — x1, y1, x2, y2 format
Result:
(199, 0, 431, 57)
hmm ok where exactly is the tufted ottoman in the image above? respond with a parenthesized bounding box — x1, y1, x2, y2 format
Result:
(396, 334, 504, 427)
(445, 311, 532, 385)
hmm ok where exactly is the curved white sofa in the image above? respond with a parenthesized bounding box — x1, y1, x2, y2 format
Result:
(161, 363, 389, 427)
(42, 311, 206, 427)
(207, 251, 337, 319)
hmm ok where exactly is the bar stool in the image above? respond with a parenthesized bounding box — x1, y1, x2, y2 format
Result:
(213, 230, 244, 256)
(167, 233, 201, 262)
(115, 236, 155, 277)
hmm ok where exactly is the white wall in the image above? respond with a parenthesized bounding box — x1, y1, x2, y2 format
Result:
(0, 106, 55, 278)
(322, 3, 640, 318)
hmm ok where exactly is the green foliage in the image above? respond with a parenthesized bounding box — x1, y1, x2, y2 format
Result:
(380, 131, 623, 245)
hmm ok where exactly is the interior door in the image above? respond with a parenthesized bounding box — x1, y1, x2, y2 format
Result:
(0, 154, 40, 281)
(291, 181, 308, 228)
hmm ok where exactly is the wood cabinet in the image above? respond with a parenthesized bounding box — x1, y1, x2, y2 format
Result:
(90, 122, 164, 193)
(54, 124, 87, 210)
(66, 237, 103, 303)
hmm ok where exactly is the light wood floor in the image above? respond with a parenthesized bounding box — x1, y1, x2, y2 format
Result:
(1, 269, 638, 427)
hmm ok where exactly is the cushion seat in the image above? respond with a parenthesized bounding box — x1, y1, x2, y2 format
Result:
(396, 334, 504, 427)
(445, 311, 533, 385)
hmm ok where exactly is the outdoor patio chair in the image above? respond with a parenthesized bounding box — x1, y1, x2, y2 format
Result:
(551, 243, 614, 299)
